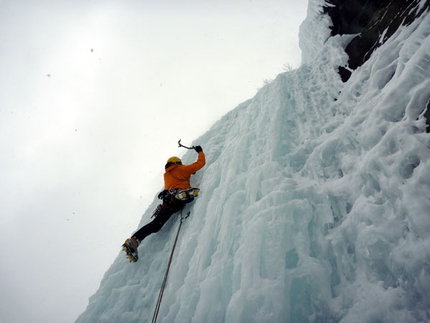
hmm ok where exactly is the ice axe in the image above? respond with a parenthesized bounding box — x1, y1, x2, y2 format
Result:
(178, 139, 195, 150)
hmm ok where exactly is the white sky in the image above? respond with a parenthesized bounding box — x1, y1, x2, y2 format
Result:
(0, 1, 308, 322)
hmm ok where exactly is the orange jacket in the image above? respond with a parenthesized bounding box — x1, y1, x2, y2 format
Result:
(164, 151, 206, 190)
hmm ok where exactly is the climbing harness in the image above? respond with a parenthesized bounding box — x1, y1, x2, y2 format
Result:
(152, 188, 199, 219)
(174, 188, 200, 202)
(151, 210, 190, 323)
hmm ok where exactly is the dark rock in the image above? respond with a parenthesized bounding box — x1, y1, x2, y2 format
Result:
(324, 0, 430, 82)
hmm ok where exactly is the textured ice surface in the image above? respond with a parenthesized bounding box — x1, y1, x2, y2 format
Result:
(76, 4, 430, 323)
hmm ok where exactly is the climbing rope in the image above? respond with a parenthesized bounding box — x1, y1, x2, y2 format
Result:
(151, 210, 190, 323)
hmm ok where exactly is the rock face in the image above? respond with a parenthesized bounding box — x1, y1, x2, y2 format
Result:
(324, 0, 430, 82)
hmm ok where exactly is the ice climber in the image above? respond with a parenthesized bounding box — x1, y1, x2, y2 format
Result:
(122, 145, 206, 262)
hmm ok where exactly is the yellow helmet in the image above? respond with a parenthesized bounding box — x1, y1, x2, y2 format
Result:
(167, 156, 181, 164)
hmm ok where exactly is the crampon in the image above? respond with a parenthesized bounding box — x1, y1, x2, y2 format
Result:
(122, 241, 139, 263)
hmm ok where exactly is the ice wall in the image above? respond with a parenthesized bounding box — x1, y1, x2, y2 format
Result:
(76, 3, 430, 323)
(299, 0, 332, 65)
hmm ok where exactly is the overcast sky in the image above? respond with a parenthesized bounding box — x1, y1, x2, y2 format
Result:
(0, 1, 307, 322)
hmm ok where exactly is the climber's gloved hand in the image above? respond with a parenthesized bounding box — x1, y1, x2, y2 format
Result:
(194, 145, 203, 153)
